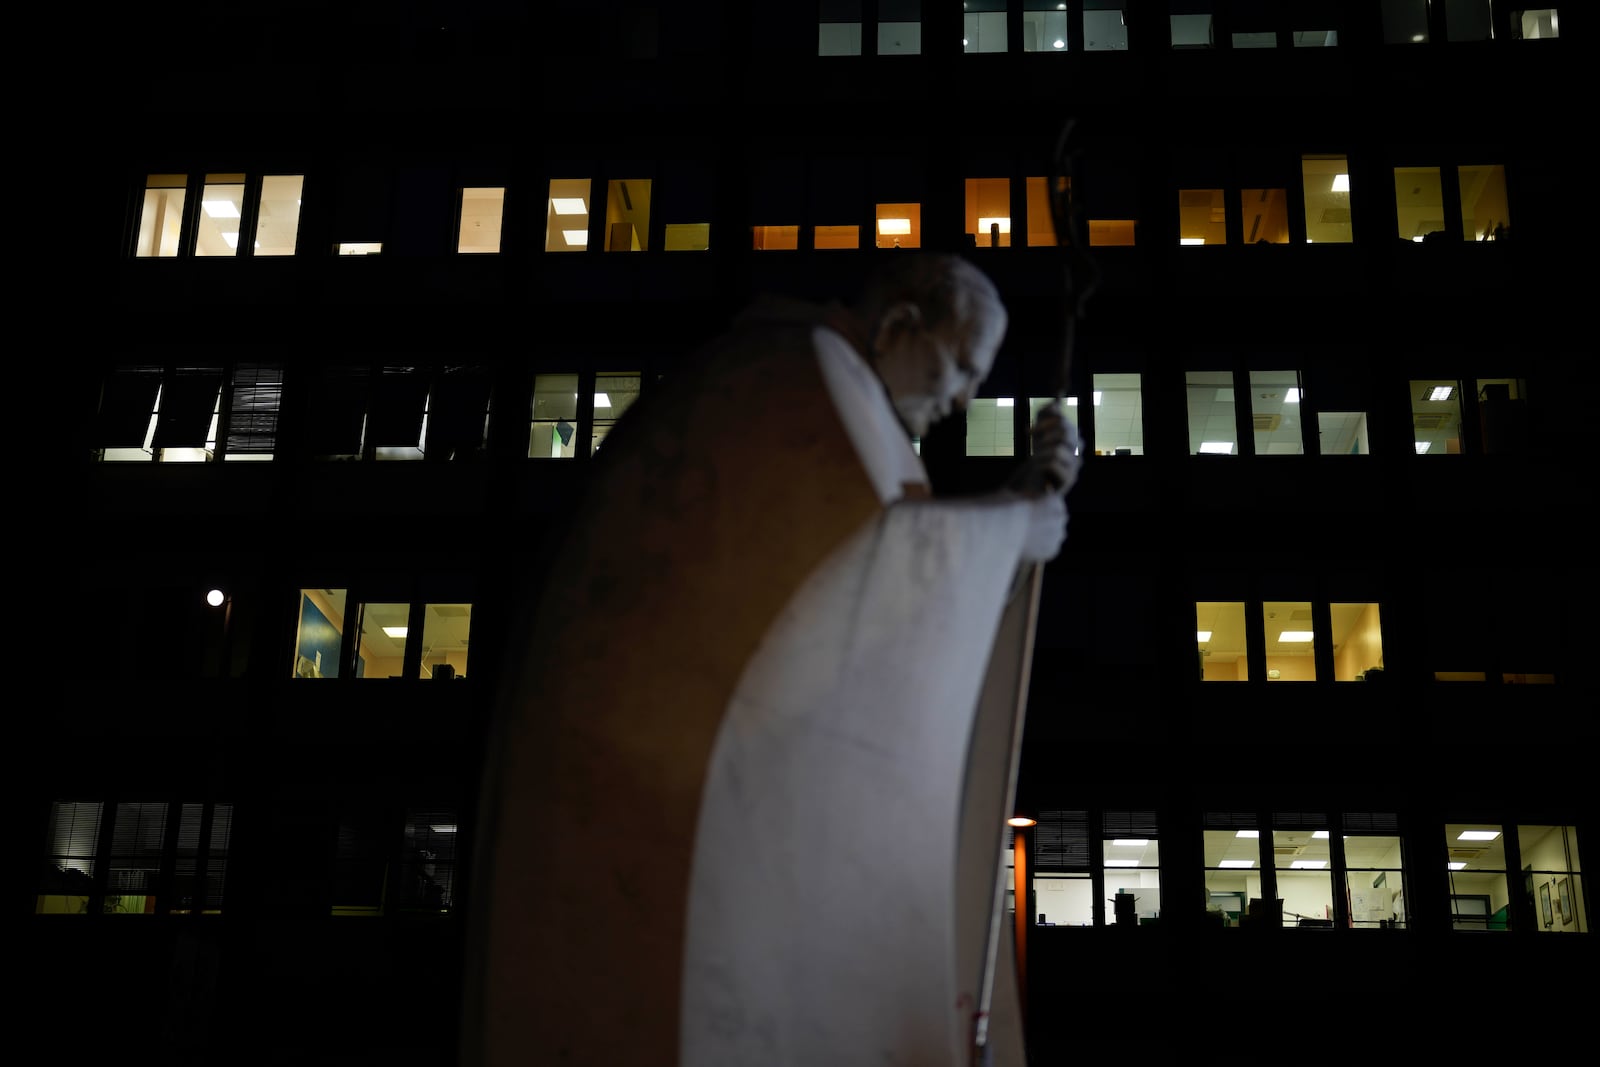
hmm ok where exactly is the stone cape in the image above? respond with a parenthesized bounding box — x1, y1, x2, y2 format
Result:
(464, 299, 1035, 1067)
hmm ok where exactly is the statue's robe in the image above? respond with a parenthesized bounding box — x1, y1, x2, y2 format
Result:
(465, 299, 1036, 1067)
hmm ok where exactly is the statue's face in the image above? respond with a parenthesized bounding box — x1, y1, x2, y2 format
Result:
(874, 309, 998, 437)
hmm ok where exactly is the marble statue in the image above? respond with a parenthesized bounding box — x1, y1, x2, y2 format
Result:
(463, 253, 1079, 1067)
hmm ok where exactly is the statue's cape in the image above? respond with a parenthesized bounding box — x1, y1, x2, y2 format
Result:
(466, 304, 1032, 1067)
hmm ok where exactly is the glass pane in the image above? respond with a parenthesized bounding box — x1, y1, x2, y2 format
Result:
(605, 179, 651, 251)
(819, 0, 863, 56)
(106, 801, 167, 915)
(1410, 379, 1462, 455)
(1171, 12, 1213, 49)
(1023, 2, 1068, 52)
(1264, 600, 1315, 681)
(1178, 188, 1226, 245)
(966, 397, 1015, 456)
(1395, 166, 1446, 242)
(1293, 29, 1337, 46)
(966, 178, 1012, 247)
(1025, 176, 1061, 246)
(195, 174, 246, 257)
(753, 225, 800, 250)
(530, 373, 579, 458)
(1033, 873, 1092, 926)
(1317, 411, 1369, 455)
(1382, 0, 1431, 43)
(1092, 373, 1142, 455)
(1197, 601, 1248, 681)
(338, 242, 382, 255)
(1345, 835, 1407, 928)
(293, 589, 346, 678)
(1029, 397, 1081, 456)
(964, 3, 1007, 53)
(1240, 188, 1288, 243)
(1084, 2, 1128, 50)
(1331, 603, 1384, 681)
(546, 178, 591, 252)
(1204, 829, 1261, 928)
(1088, 219, 1136, 246)
(814, 224, 859, 249)
(1274, 827, 1334, 927)
(1249, 370, 1302, 455)
(1476, 376, 1527, 454)
(253, 175, 303, 256)
(357, 602, 410, 679)
(458, 187, 505, 253)
(664, 223, 711, 250)
(1231, 31, 1276, 48)
(1518, 824, 1585, 933)
(1513, 9, 1559, 39)
(1445, 0, 1494, 41)
(135, 174, 187, 257)
(1446, 823, 1509, 930)
(878, 1, 921, 54)
(1460, 164, 1510, 242)
(1303, 155, 1353, 243)
(1186, 370, 1235, 456)
(593, 373, 642, 455)
(398, 809, 457, 912)
(39, 801, 102, 914)
(420, 603, 471, 680)
(875, 202, 921, 248)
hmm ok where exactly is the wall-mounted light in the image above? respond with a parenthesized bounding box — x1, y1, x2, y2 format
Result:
(1008, 816, 1037, 827)
(206, 589, 227, 607)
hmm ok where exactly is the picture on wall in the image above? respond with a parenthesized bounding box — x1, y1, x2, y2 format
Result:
(1557, 876, 1574, 926)
(1539, 881, 1554, 927)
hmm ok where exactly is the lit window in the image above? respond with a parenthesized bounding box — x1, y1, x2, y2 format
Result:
(1186, 370, 1236, 456)
(1029, 809, 1092, 926)
(965, 397, 1015, 457)
(38, 800, 232, 916)
(1275, 818, 1334, 927)
(1446, 823, 1510, 930)
(134, 174, 187, 257)
(1091, 372, 1142, 455)
(195, 173, 246, 257)
(1023, 1, 1069, 52)
(337, 804, 463, 917)
(1178, 188, 1226, 245)
(95, 365, 223, 463)
(1512, 8, 1559, 39)
(1170, 5, 1213, 49)
(1394, 165, 1445, 242)
(664, 223, 711, 250)
(1250, 370, 1303, 454)
(752, 225, 800, 250)
(1459, 164, 1510, 241)
(1103, 811, 1160, 927)
(1331, 603, 1384, 682)
(338, 243, 382, 255)
(1084, 0, 1128, 50)
(878, 0, 921, 54)
(875, 202, 921, 248)
(1240, 187, 1288, 243)
(819, 0, 863, 55)
(593, 372, 642, 454)
(966, 177, 1012, 247)
(530, 373, 579, 458)
(1410, 379, 1462, 455)
(814, 224, 860, 249)
(458, 187, 505, 253)
(420, 604, 472, 681)
(1519, 825, 1585, 933)
(1344, 816, 1407, 928)
(1317, 411, 1369, 455)
(1029, 397, 1081, 456)
(293, 589, 348, 678)
(397, 808, 459, 912)
(1303, 155, 1353, 243)
(1264, 600, 1316, 681)
(254, 175, 304, 256)
(1025, 176, 1064, 246)
(605, 179, 652, 251)
(546, 178, 592, 252)
(1203, 816, 1261, 927)
(1087, 219, 1136, 246)
(1231, 30, 1276, 48)
(964, 1, 1008, 53)
(1197, 602, 1248, 681)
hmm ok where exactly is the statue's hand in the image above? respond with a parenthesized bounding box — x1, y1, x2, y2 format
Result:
(1010, 402, 1081, 498)
(1020, 492, 1068, 563)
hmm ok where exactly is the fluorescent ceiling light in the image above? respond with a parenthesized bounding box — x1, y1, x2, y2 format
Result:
(202, 200, 240, 218)
(977, 217, 1011, 234)
(1284, 388, 1302, 403)
(563, 230, 588, 245)
(1411, 34, 1425, 42)
(1066, 396, 1079, 407)
(1312, 830, 1329, 839)
(1457, 830, 1501, 841)
(1331, 174, 1350, 192)
(1290, 860, 1327, 869)
(996, 397, 1015, 407)
(594, 393, 611, 408)
(1412, 235, 1425, 243)
(878, 218, 912, 235)
(1111, 839, 1148, 847)
(1429, 386, 1454, 401)
(1219, 860, 1255, 868)
(430, 824, 458, 833)
(1180, 238, 1205, 245)
(551, 198, 587, 214)
(1092, 391, 1103, 406)
(1236, 830, 1259, 839)
(1414, 442, 1431, 454)
(1104, 860, 1139, 867)
(1448, 861, 1468, 870)
(1199, 441, 1233, 454)
(1278, 631, 1315, 642)
(1196, 631, 1212, 642)
(382, 626, 409, 638)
